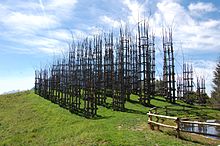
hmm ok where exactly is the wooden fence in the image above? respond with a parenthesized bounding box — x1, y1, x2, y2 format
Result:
(147, 107, 220, 138)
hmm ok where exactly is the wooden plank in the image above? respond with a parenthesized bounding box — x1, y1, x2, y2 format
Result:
(148, 120, 177, 129)
(147, 113, 178, 120)
(181, 120, 220, 126)
(149, 107, 157, 112)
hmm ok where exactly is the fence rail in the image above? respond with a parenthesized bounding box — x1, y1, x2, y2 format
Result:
(147, 107, 220, 138)
(181, 120, 220, 126)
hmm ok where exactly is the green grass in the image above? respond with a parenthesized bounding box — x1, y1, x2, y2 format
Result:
(0, 91, 219, 146)
(152, 97, 220, 120)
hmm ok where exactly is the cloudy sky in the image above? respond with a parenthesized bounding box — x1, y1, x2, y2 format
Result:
(0, 0, 219, 95)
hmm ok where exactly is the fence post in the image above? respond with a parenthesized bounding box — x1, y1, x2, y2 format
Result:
(156, 116, 160, 130)
(148, 111, 154, 130)
(176, 117, 180, 138)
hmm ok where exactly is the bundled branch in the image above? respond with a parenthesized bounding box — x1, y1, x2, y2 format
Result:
(162, 29, 176, 103)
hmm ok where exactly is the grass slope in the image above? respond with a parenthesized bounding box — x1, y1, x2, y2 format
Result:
(0, 91, 219, 146)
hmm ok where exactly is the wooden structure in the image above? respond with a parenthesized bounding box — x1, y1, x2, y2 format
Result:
(34, 23, 183, 118)
(137, 21, 155, 105)
(162, 29, 176, 103)
(176, 62, 207, 105)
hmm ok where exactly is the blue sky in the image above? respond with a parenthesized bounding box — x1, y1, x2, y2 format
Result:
(0, 0, 219, 95)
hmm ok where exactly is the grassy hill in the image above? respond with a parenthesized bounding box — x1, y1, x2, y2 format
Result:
(0, 91, 219, 146)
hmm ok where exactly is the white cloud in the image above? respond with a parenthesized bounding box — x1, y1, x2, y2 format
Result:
(47, 0, 77, 10)
(25, 36, 69, 54)
(48, 29, 72, 42)
(71, 29, 88, 40)
(46, 0, 78, 19)
(176, 18, 220, 51)
(192, 60, 216, 96)
(122, 0, 145, 24)
(1, 12, 59, 32)
(100, 15, 124, 28)
(0, 76, 34, 95)
(188, 2, 217, 13)
(200, 19, 220, 28)
(38, 47, 65, 54)
(87, 26, 103, 36)
(0, 0, 78, 54)
(148, 0, 220, 52)
(156, 1, 194, 27)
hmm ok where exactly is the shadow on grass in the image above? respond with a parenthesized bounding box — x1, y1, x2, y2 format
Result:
(91, 115, 113, 120)
(69, 108, 112, 120)
(124, 108, 147, 115)
(152, 97, 167, 103)
(127, 99, 140, 105)
(127, 98, 156, 108)
(101, 102, 112, 109)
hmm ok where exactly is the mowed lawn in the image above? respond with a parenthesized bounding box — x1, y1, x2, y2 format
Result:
(0, 91, 219, 146)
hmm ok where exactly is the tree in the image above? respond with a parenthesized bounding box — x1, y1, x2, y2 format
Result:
(211, 57, 220, 108)
(155, 79, 164, 96)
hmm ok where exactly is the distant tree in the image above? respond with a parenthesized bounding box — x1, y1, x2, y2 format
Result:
(211, 57, 220, 108)
(182, 91, 209, 105)
(155, 79, 164, 96)
(197, 92, 209, 105)
(184, 91, 196, 105)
